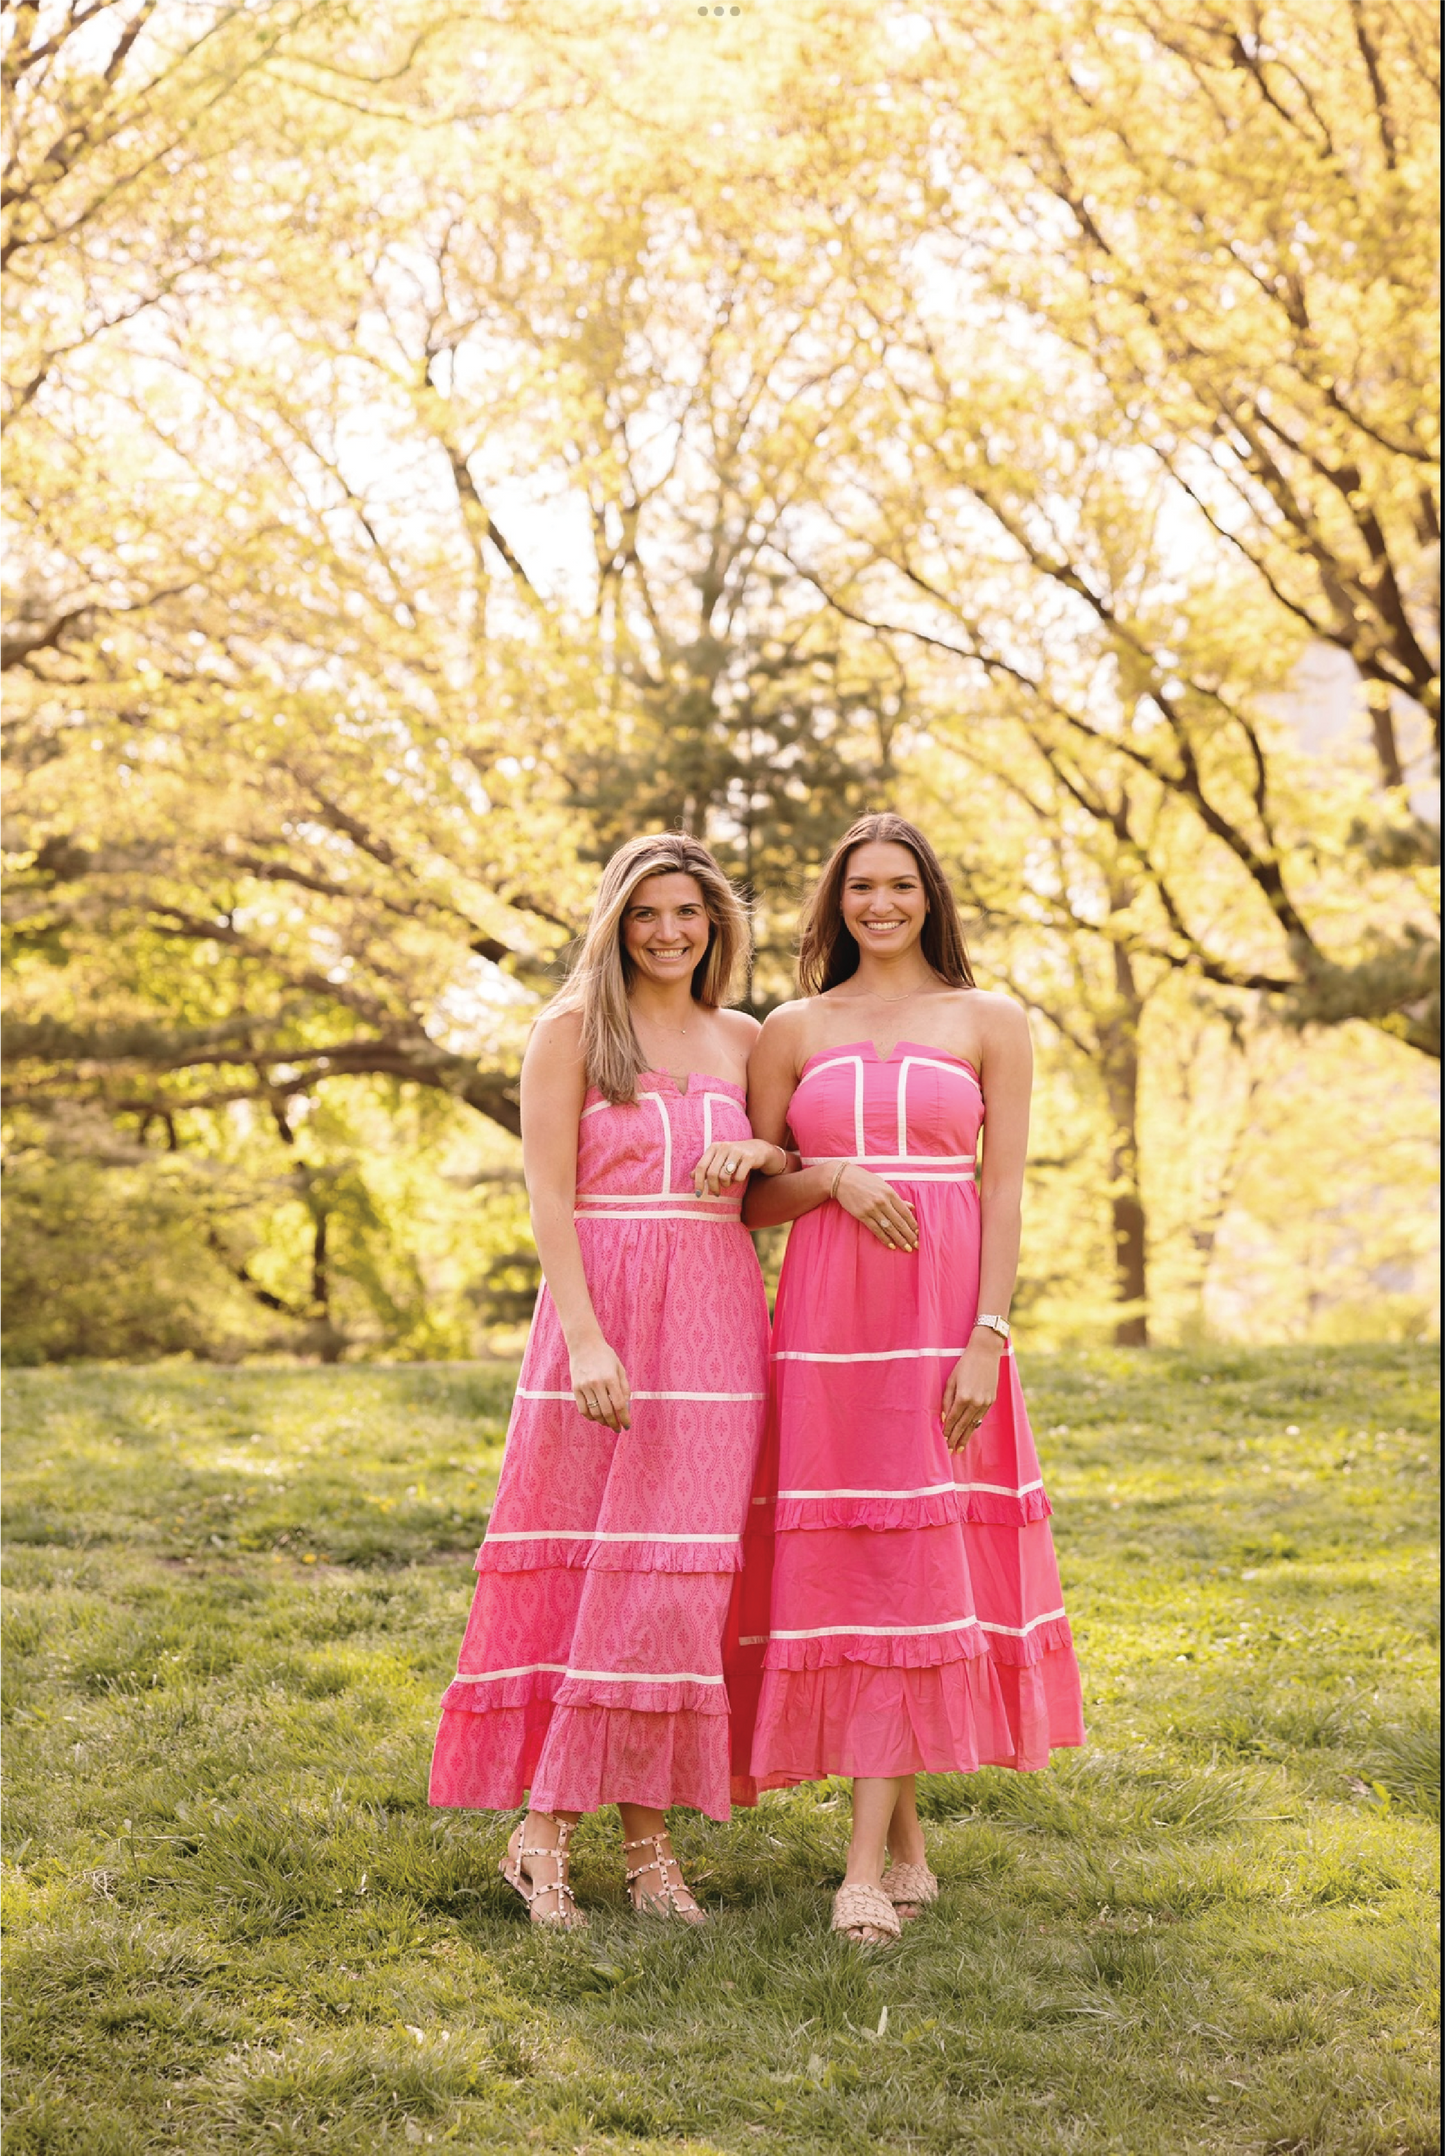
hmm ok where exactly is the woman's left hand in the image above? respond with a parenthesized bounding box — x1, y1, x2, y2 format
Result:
(692, 1137, 787, 1197)
(942, 1333, 1006, 1452)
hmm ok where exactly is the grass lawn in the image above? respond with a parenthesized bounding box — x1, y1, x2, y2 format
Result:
(1, 1346, 1438, 2156)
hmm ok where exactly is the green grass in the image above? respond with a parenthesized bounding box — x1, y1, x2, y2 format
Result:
(1, 1347, 1438, 2156)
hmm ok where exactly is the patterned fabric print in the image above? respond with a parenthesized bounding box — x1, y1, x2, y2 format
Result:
(429, 1071, 770, 1822)
(728, 1041, 1085, 1800)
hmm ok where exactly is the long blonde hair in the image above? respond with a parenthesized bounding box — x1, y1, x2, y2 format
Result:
(551, 834, 751, 1103)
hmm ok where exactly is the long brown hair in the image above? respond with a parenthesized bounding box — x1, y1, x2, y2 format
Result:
(797, 813, 975, 995)
(549, 834, 751, 1103)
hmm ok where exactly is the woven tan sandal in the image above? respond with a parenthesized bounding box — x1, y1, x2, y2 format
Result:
(623, 1832, 706, 1923)
(880, 1861, 939, 1918)
(500, 1816, 587, 1929)
(831, 1882, 902, 1944)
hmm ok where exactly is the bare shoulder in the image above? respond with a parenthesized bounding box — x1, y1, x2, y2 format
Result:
(715, 1005, 762, 1048)
(525, 1004, 586, 1069)
(757, 999, 812, 1048)
(970, 990, 1032, 1052)
(759, 991, 815, 1026)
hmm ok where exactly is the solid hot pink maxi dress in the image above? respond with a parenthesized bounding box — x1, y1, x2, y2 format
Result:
(728, 1041, 1085, 1797)
(430, 1072, 769, 1823)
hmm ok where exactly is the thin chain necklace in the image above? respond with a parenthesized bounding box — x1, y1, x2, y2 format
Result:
(852, 983, 937, 1003)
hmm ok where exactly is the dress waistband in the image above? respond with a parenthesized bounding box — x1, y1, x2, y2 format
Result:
(803, 1155, 977, 1184)
(574, 1191, 745, 1221)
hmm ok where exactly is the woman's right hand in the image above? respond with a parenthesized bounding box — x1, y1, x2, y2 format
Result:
(833, 1163, 920, 1251)
(568, 1337, 631, 1430)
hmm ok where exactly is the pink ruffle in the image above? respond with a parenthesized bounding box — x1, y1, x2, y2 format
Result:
(749, 1647, 1085, 1786)
(438, 1667, 561, 1713)
(961, 1487, 1053, 1526)
(762, 1624, 991, 1672)
(476, 1535, 742, 1576)
(988, 1649, 1087, 1767)
(475, 1537, 590, 1574)
(429, 1699, 551, 1810)
(584, 1540, 741, 1575)
(769, 1490, 963, 1533)
(552, 1673, 728, 1715)
(756, 1486, 1054, 1533)
(750, 1656, 1011, 1785)
(980, 1613, 1076, 1666)
(428, 1698, 736, 1820)
(532, 1703, 733, 1821)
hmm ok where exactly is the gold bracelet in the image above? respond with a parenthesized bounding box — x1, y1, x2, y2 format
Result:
(829, 1160, 850, 1202)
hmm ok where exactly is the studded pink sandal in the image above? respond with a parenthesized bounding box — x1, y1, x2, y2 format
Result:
(500, 1816, 587, 1929)
(623, 1831, 707, 1923)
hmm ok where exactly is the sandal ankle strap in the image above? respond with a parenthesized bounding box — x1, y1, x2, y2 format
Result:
(623, 1832, 694, 1909)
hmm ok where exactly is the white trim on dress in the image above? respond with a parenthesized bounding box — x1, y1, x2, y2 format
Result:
(775, 1481, 958, 1500)
(638, 1089, 672, 1194)
(452, 1664, 725, 1685)
(484, 1528, 740, 1544)
(739, 1616, 980, 1643)
(772, 1346, 972, 1363)
(514, 1387, 766, 1401)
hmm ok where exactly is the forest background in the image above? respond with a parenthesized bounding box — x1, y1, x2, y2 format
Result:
(3, 0, 1440, 1367)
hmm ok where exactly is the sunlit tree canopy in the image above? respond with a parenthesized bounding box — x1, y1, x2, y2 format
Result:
(3, 0, 1438, 1357)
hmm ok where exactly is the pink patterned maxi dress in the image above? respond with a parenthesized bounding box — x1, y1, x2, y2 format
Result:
(430, 1072, 770, 1822)
(728, 1041, 1085, 1796)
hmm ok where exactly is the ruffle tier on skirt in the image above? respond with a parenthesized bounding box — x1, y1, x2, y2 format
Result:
(728, 1367, 1086, 1797)
(430, 1510, 744, 1817)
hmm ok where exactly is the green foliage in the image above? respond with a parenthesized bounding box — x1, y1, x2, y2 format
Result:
(0, 1125, 280, 1366)
(1, 0, 1438, 1349)
(2, 1349, 1438, 2153)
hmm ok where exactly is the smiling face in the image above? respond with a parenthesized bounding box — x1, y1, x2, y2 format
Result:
(621, 871, 713, 988)
(840, 840, 928, 961)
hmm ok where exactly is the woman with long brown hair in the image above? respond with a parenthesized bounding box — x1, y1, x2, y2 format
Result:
(429, 835, 785, 1925)
(730, 813, 1084, 1944)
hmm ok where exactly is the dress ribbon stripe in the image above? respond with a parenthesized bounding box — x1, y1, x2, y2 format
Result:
(638, 1090, 673, 1195)
(575, 1191, 738, 1206)
(740, 1616, 980, 1643)
(978, 1609, 1068, 1635)
(736, 1609, 1067, 1647)
(574, 1208, 743, 1222)
(773, 1346, 972, 1363)
(756, 1477, 1042, 1502)
(802, 1154, 976, 1168)
(484, 1529, 740, 1544)
(452, 1664, 725, 1685)
(775, 1481, 958, 1500)
(515, 1387, 766, 1401)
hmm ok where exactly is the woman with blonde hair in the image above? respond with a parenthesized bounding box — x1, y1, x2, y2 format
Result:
(429, 834, 784, 1925)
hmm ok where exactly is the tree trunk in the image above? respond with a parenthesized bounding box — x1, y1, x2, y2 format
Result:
(310, 1205, 329, 1318)
(1098, 937, 1149, 1347)
(308, 1204, 344, 1363)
